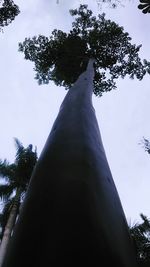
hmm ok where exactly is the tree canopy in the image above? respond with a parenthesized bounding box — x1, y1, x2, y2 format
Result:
(19, 5, 150, 96)
(0, 0, 20, 29)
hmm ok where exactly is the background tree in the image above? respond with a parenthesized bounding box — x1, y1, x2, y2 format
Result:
(0, 138, 37, 267)
(56, 0, 121, 8)
(57, 0, 150, 14)
(19, 4, 150, 96)
(129, 137, 150, 266)
(92, 0, 150, 13)
(130, 214, 150, 267)
(0, 0, 20, 30)
(96, 0, 150, 13)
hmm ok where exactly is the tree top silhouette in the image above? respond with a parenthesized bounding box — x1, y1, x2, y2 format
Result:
(19, 4, 150, 96)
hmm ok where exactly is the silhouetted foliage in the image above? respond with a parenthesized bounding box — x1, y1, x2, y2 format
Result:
(130, 214, 150, 267)
(57, 0, 150, 14)
(96, 0, 123, 8)
(140, 137, 150, 154)
(138, 0, 150, 14)
(97, 0, 150, 13)
(0, 0, 20, 29)
(19, 5, 150, 96)
(57, 0, 122, 8)
(96, 0, 150, 12)
(0, 138, 37, 240)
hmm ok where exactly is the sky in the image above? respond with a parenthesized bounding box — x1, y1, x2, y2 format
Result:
(0, 0, 150, 224)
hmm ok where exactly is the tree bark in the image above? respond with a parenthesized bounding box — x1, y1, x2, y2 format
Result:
(0, 189, 20, 267)
(2, 59, 137, 267)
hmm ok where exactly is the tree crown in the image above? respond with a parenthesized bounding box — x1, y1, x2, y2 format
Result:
(19, 4, 150, 96)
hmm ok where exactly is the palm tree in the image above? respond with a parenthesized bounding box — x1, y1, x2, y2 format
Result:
(0, 138, 37, 267)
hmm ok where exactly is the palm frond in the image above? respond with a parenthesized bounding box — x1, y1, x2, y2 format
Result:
(139, 137, 150, 154)
(14, 137, 24, 162)
(14, 138, 23, 150)
(15, 142, 38, 186)
(0, 184, 14, 201)
(0, 159, 16, 181)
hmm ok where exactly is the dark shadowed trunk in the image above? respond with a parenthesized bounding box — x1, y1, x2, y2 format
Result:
(2, 59, 137, 267)
(0, 188, 21, 267)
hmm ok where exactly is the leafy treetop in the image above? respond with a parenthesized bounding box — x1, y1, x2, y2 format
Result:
(0, 0, 20, 29)
(19, 4, 150, 96)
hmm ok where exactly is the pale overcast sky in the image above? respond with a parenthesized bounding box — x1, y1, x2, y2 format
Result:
(0, 0, 150, 224)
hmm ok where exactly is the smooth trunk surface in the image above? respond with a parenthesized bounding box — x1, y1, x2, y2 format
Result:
(2, 59, 137, 267)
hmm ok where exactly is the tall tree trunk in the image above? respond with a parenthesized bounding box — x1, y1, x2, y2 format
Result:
(2, 59, 137, 267)
(0, 189, 20, 267)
